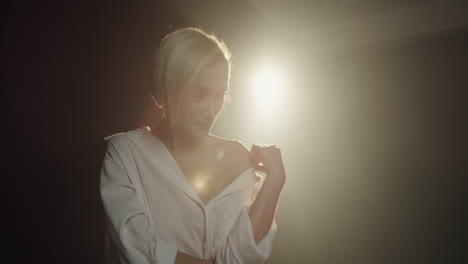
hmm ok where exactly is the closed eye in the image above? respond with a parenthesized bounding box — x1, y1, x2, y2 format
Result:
(195, 93, 205, 99)
(193, 87, 229, 101)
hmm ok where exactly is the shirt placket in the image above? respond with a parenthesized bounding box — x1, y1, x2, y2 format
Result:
(203, 206, 211, 258)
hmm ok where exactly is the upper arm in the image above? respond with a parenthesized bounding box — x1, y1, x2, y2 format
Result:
(100, 137, 179, 264)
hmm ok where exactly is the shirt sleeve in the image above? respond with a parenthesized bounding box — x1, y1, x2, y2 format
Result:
(214, 205, 278, 264)
(100, 141, 178, 264)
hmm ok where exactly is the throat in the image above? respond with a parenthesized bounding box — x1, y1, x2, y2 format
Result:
(151, 123, 211, 154)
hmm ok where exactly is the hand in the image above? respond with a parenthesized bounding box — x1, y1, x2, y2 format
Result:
(249, 144, 286, 184)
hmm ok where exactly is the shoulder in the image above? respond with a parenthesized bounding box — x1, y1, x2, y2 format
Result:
(103, 127, 147, 159)
(208, 135, 252, 171)
(209, 134, 249, 154)
(103, 126, 147, 143)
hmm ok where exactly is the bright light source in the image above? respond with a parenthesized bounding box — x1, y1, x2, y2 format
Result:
(252, 68, 284, 107)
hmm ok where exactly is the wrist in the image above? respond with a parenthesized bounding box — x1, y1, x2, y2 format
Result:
(264, 172, 285, 190)
(266, 165, 285, 178)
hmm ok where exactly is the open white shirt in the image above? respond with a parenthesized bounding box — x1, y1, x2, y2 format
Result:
(100, 126, 277, 264)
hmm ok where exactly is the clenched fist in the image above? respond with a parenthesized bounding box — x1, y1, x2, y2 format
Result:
(249, 144, 286, 186)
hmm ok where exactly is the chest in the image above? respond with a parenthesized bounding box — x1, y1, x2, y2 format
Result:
(173, 148, 238, 205)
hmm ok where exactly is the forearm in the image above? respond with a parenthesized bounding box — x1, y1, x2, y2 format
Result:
(175, 250, 214, 264)
(248, 173, 285, 245)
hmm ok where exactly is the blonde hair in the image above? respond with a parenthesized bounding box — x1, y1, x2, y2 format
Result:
(150, 26, 232, 134)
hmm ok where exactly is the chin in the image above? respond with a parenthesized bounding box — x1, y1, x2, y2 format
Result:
(190, 128, 210, 139)
(198, 130, 211, 138)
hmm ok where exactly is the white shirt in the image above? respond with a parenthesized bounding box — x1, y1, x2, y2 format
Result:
(100, 126, 277, 264)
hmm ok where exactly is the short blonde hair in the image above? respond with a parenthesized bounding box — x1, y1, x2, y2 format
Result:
(150, 27, 232, 134)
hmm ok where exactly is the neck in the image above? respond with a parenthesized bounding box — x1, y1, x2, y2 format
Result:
(151, 118, 208, 154)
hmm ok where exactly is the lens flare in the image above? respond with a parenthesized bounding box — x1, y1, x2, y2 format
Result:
(252, 68, 284, 107)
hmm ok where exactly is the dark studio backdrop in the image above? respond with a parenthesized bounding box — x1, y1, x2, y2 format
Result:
(4, 0, 467, 263)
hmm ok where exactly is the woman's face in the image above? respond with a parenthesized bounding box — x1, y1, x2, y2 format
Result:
(181, 60, 230, 140)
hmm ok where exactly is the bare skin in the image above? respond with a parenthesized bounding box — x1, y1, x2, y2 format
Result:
(152, 60, 286, 263)
(173, 138, 251, 206)
(152, 124, 251, 264)
(248, 144, 286, 245)
(153, 123, 285, 264)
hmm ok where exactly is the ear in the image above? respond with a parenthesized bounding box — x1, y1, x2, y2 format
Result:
(155, 101, 164, 109)
(151, 96, 165, 109)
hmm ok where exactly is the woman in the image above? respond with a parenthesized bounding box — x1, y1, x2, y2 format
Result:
(100, 27, 286, 264)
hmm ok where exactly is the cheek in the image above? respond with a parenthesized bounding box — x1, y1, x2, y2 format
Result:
(188, 97, 225, 119)
(188, 103, 203, 118)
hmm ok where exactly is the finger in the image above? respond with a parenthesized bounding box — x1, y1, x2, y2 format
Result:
(250, 144, 261, 163)
(255, 164, 268, 174)
(250, 144, 260, 156)
(248, 152, 256, 163)
(248, 152, 258, 167)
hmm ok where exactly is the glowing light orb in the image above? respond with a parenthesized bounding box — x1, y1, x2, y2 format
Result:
(252, 68, 284, 107)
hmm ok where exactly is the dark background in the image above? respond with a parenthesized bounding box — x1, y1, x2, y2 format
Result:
(4, 0, 467, 263)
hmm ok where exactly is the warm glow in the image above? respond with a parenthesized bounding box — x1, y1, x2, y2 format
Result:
(251, 67, 284, 107)
(193, 172, 212, 192)
(193, 180, 205, 191)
